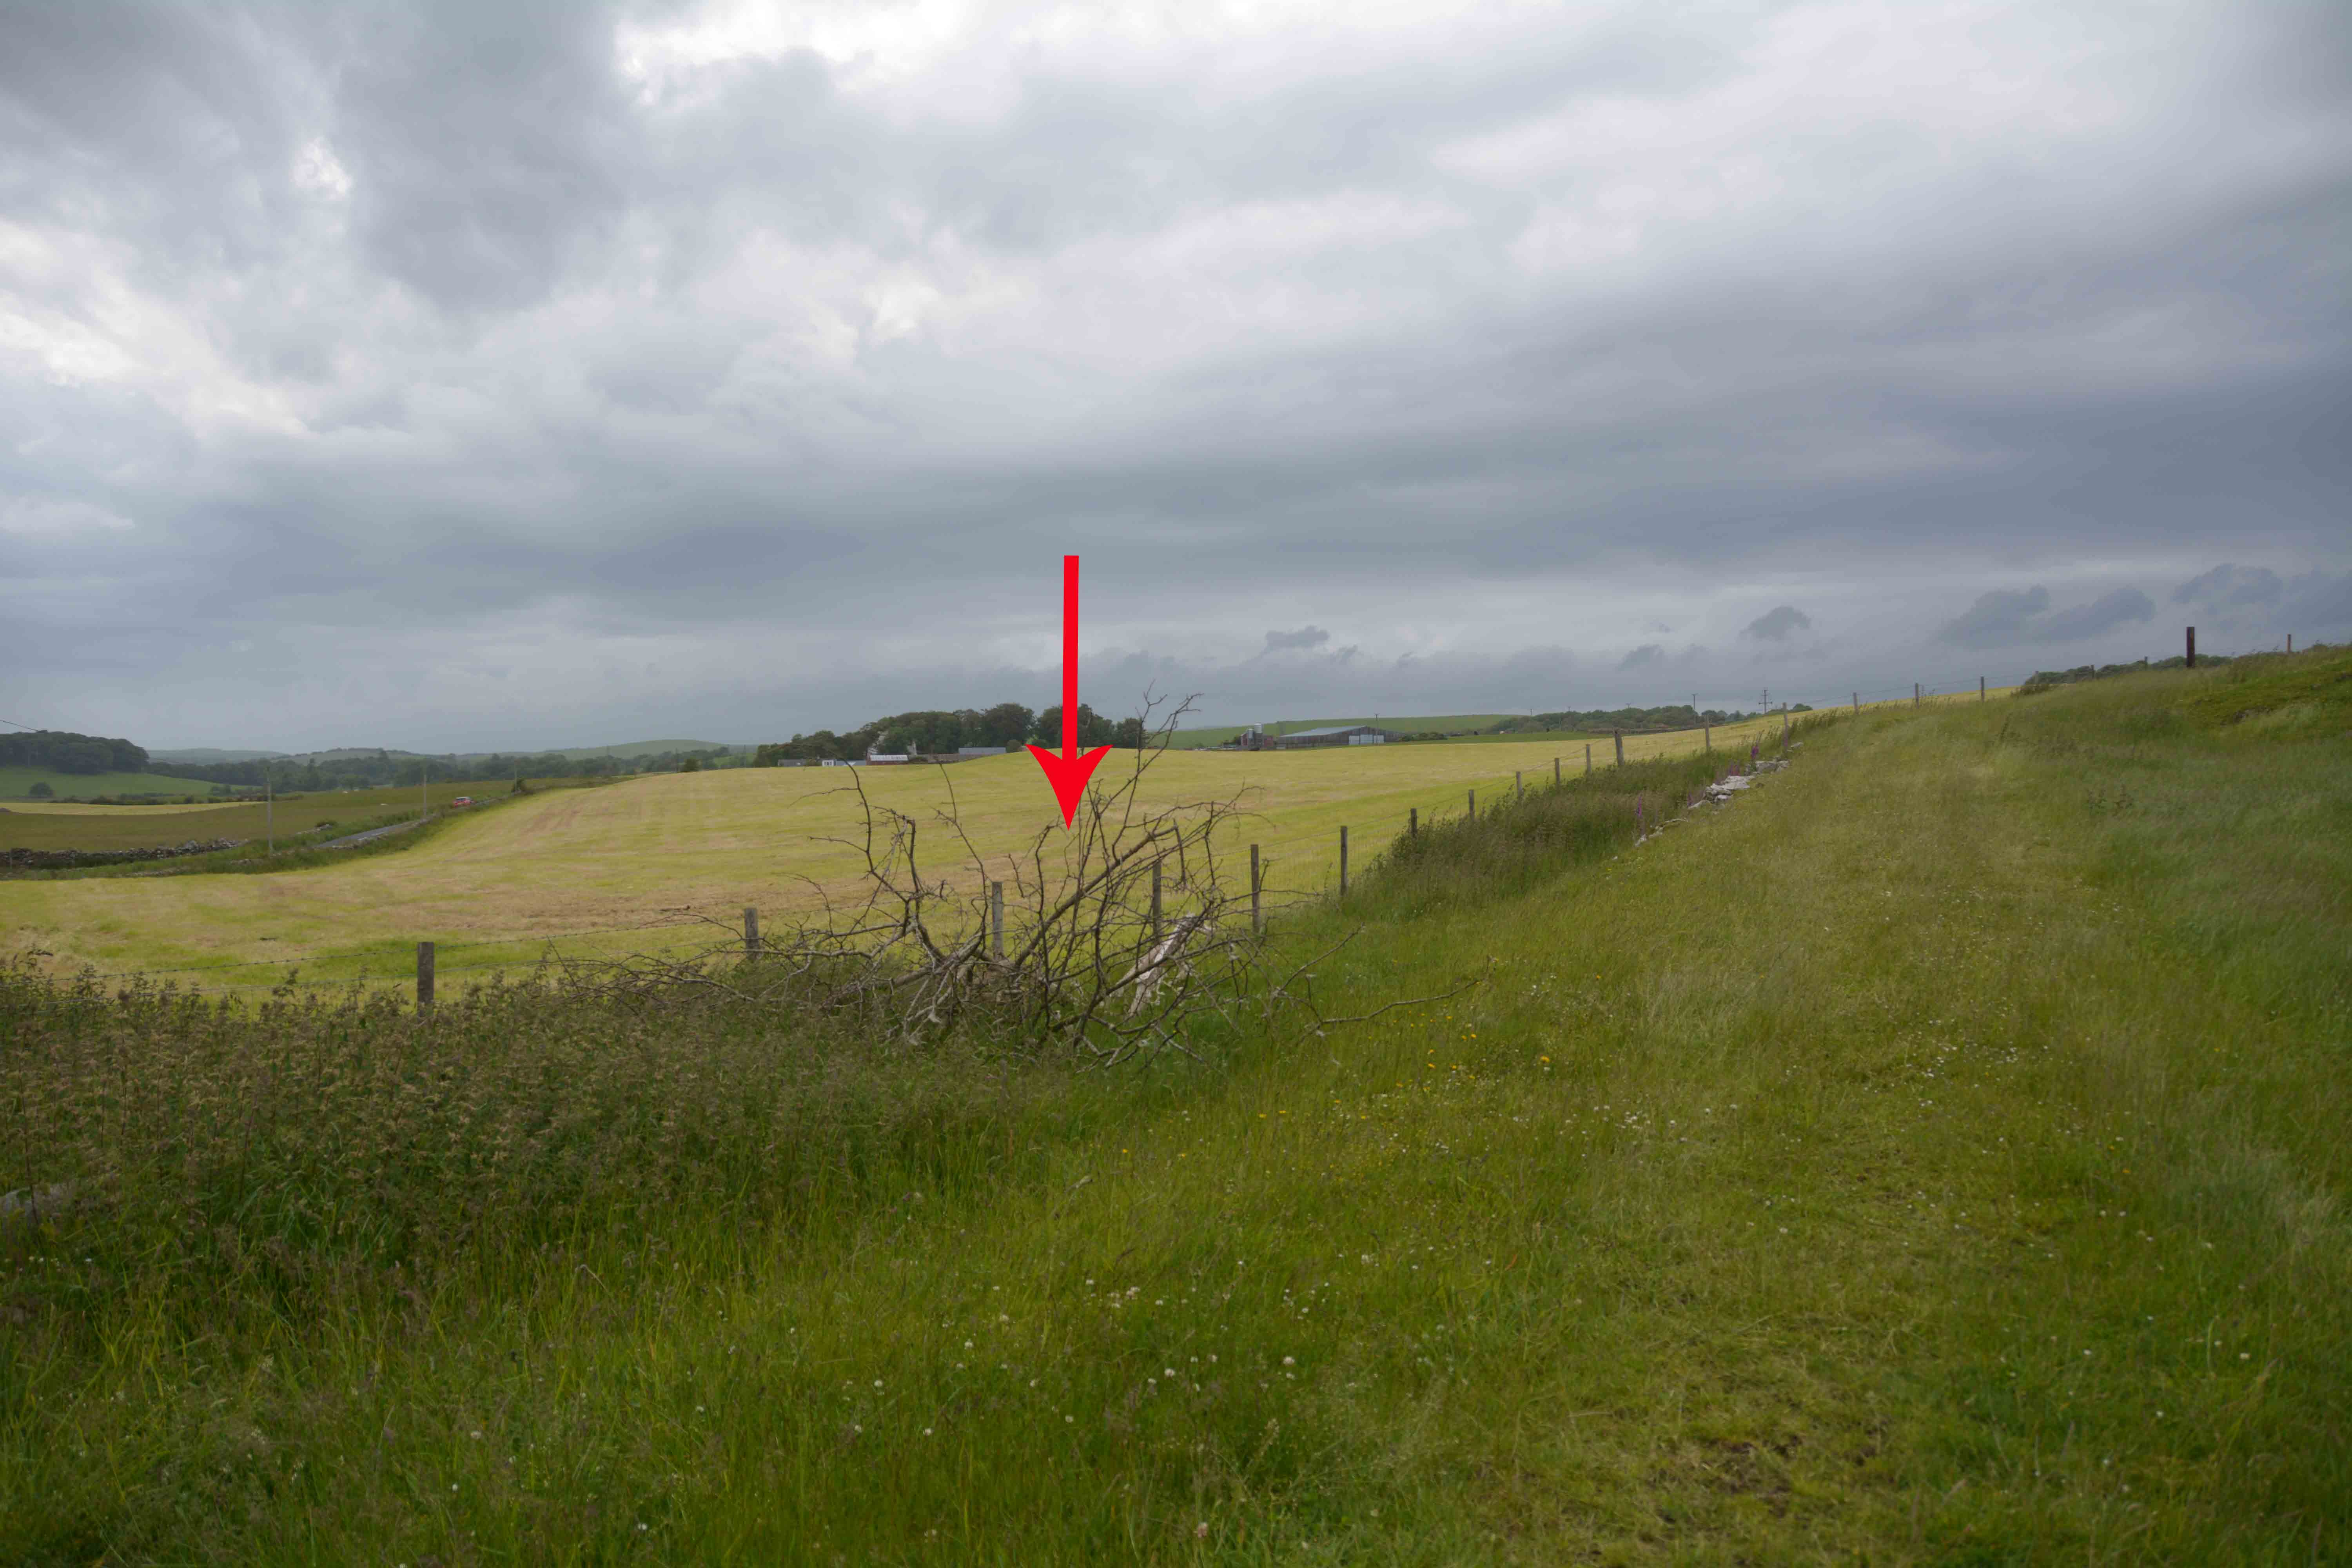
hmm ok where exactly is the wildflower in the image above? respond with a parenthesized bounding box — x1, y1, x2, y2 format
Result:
(1282, 1356, 1295, 1366)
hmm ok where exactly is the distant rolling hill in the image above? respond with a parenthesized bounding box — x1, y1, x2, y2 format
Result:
(149, 739, 749, 766)
(146, 748, 290, 764)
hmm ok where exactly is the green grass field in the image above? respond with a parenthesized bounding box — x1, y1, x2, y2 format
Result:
(0, 767, 217, 801)
(0, 780, 573, 854)
(3, 650, 2345, 1561)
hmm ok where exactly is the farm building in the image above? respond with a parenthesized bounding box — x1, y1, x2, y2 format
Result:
(1268, 724, 1396, 749)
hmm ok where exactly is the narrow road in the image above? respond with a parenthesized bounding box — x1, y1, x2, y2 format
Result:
(314, 817, 428, 851)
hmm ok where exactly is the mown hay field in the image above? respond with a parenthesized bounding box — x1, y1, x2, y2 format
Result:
(0, 707, 1892, 989)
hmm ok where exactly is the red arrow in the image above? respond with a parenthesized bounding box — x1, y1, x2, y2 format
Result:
(1027, 553, 1112, 828)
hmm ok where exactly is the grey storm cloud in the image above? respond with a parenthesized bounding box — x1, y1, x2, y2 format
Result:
(1619, 644, 1667, 670)
(2173, 564, 2284, 607)
(1939, 586, 2156, 650)
(0, 0, 2347, 750)
(1741, 606, 1812, 642)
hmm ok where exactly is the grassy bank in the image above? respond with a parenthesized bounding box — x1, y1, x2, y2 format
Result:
(3, 652, 2347, 1562)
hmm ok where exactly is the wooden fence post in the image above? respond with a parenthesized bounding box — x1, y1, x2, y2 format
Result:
(1553, 756, 1561, 784)
(2186, 626, 2197, 669)
(1409, 806, 1418, 838)
(2286, 633, 2293, 654)
(1613, 730, 1624, 767)
(1467, 789, 1475, 820)
(1150, 860, 1162, 942)
(416, 941, 434, 1016)
(1852, 691, 1858, 714)
(1704, 722, 1711, 753)
(991, 880, 1004, 958)
(1338, 826, 1348, 898)
(1515, 769, 1523, 802)
(1979, 676, 1985, 702)
(1914, 683, 1920, 708)
(743, 905, 759, 961)
(1250, 845, 1262, 935)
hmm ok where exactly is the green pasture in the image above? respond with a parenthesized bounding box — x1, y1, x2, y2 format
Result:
(3, 648, 2345, 1562)
(0, 780, 571, 855)
(0, 767, 216, 801)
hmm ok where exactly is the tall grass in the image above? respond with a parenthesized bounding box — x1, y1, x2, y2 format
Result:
(1352, 749, 1733, 916)
(2, 966, 1088, 1344)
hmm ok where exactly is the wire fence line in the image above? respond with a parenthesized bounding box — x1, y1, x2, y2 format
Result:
(33, 915, 731, 988)
(16, 682, 1959, 1001)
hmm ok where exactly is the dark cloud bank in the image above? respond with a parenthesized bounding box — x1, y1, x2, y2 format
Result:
(1, 0, 2347, 749)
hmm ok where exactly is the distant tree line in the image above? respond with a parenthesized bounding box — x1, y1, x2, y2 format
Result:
(754, 703, 1150, 764)
(0, 729, 149, 775)
(1488, 702, 1791, 735)
(155, 746, 737, 792)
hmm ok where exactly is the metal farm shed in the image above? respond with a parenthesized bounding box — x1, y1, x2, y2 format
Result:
(1267, 724, 1396, 749)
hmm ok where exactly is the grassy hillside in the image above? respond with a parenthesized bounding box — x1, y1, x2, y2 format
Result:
(0, 767, 216, 801)
(1, 715, 1798, 990)
(3, 650, 2345, 1561)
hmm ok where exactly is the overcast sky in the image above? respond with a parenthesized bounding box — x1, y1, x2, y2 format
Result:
(3, 0, 2347, 750)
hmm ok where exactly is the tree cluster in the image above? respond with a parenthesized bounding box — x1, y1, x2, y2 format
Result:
(0, 729, 148, 775)
(754, 702, 1149, 764)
